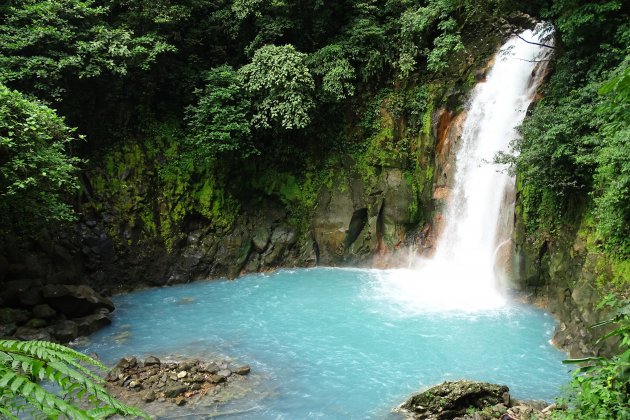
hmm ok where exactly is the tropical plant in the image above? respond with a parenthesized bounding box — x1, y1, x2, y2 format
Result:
(0, 339, 148, 419)
(186, 65, 254, 160)
(0, 0, 174, 101)
(557, 300, 630, 419)
(239, 44, 315, 130)
(0, 83, 81, 237)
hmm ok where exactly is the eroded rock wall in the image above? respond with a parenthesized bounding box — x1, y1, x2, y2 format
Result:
(511, 202, 625, 358)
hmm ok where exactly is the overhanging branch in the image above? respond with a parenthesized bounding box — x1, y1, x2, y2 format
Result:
(514, 33, 555, 49)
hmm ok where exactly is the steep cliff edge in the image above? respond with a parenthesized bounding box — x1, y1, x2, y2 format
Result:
(512, 200, 628, 358)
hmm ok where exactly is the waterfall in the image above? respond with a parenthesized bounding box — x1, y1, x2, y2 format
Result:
(373, 28, 553, 313)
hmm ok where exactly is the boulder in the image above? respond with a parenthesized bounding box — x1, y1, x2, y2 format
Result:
(0, 323, 17, 337)
(144, 356, 161, 367)
(42, 284, 114, 317)
(399, 381, 510, 419)
(52, 320, 79, 342)
(74, 313, 111, 336)
(0, 279, 41, 307)
(0, 254, 8, 282)
(14, 327, 52, 341)
(0, 307, 30, 325)
(32, 304, 56, 319)
(25, 318, 47, 328)
(19, 288, 43, 307)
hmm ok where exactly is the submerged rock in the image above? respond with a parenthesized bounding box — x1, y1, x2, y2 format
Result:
(399, 380, 509, 419)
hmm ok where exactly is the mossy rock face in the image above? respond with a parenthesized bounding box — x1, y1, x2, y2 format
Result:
(400, 380, 509, 419)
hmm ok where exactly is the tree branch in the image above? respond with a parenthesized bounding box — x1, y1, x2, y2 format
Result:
(514, 33, 555, 49)
(514, 57, 553, 63)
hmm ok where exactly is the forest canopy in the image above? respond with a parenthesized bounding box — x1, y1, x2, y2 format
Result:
(0, 0, 627, 258)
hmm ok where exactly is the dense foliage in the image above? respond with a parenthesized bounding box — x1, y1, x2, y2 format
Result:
(509, 0, 629, 260)
(0, 0, 628, 417)
(0, 339, 147, 419)
(0, 84, 81, 236)
(0, 0, 511, 240)
(558, 299, 630, 419)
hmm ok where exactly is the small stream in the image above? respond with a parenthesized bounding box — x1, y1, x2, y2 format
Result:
(80, 268, 569, 419)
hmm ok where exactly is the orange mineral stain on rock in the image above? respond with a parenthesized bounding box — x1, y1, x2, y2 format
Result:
(435, 108, 453, 158)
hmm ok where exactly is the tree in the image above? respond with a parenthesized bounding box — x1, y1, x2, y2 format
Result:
(0, 0, 174, 101)
(0, 339, 147, 419)
(308, 44, 356, 102)
(0, 83, 81, 236)
(186, 65, 254, 160)
(239, 44, 315, 130)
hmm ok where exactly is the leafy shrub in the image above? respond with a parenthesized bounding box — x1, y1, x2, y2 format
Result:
(0, 84, 81, 236)
(186, 65, 254, 160)
(557, 300, 630, 419)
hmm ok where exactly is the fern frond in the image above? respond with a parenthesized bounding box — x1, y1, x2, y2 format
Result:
(0, 405, 19, 420)
(0, 340, 149, 419)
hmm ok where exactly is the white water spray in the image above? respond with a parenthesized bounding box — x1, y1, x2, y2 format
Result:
(373, 28, 553, 313)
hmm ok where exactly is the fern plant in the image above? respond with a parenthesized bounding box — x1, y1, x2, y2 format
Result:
(0, 339, 149, 419)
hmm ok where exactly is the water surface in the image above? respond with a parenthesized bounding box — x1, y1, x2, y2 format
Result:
(82, 268, 569, 419)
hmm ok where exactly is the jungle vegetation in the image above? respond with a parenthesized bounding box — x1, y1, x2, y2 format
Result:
(0, 0, 628, 417)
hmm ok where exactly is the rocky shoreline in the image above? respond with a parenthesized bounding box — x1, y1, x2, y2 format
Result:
(0, 283, 114, 343)
(104, 355, 253, 417)
(398, 380, 560, 420)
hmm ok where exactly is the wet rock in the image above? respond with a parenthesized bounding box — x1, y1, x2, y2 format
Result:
(252, 226, 271, 252)
(208, 374, 226, 384)
(41, 284, 114, 317)
(399, 380, 509, 419)
(0, 307, 30, 325)
(199, 362, 219, 373)
(0, 323, 17, 337)
(19, 288, 43, 307)
(51, 320, 79, 342)
(234, 365, 251, 375)
(163, 385, 186, 398)
(0, 279, 42, 307)
(217, 369, 231, 378)
(32, 304, 56, 319)
(178, 360, 194, 370)
(74, 313, 111, 336)
(14, 326, 52, 341)
(143, 387, 157, 399)
(144, 356, 160, 367)
(105, 356, 252, 409)
(25, 318, 47, 328)
(116, 356, 138, 370)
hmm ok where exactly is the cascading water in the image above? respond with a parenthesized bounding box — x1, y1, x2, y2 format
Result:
(374, 28, 553, 313)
